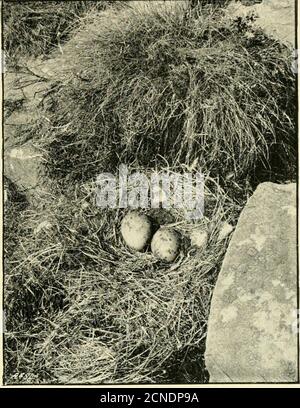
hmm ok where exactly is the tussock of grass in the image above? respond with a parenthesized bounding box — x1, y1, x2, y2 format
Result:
(4, 169, 243, 384)
(29, 0, 296, 186)
(3, 0, 113, 64)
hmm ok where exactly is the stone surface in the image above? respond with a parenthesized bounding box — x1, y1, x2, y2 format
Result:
(205, 182, 297, 383)
(4, 73, 25, 102)
(4, 72, 45, 154)
(228, 0, 295, 47)
(4, 71, 49, 109)
(5, 109, 38, 126)
(4, 143, 45, 193)
(25, 56, 62, 80)
(4, 64, 52, 202)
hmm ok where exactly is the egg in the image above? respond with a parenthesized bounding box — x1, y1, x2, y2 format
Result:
(151, 228, 180, 262)
(190, 228, 208, 250)
(121, 212, 152, 251)
(217, 222, 234, 242)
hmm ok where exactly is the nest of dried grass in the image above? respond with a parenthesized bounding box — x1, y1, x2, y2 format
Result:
(4, 167, 244, 384)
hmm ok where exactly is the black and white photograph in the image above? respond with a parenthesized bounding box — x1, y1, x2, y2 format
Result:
(1, 0, 299, 386)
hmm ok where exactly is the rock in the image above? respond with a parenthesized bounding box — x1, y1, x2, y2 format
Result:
(5, 71, 49, 113)
(25, 56, 62, 80)
(22, 81, 49, 105)
(240, 0, 262, 5)
(4, 73, 24, 102)
(205, 182, 297, 383)
(4, 143, 46, 195)
(4, 64, 52, 205)
(4, 73, 42, 162)
(228, 0, 295, 47)
(5, 109, 38, 126)
(4, 124, 19, 151)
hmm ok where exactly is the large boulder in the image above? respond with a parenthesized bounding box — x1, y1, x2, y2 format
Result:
(4, 67, 51, 203)
(4, 143, 47, 200)
(205, 182, 297, 383)
(228, 0, 295, 47)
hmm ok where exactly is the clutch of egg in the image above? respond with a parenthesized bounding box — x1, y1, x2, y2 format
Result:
(121, 212, 181, 262)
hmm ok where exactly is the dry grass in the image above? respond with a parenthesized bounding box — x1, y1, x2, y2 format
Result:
(4, 169, 245, 384)
(25, 0, 297, 187)
(3, 0, 113, 65)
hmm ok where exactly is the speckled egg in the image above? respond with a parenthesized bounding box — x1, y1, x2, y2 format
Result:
(121, 212, 152, 251)
(151, 228, 181, 262)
